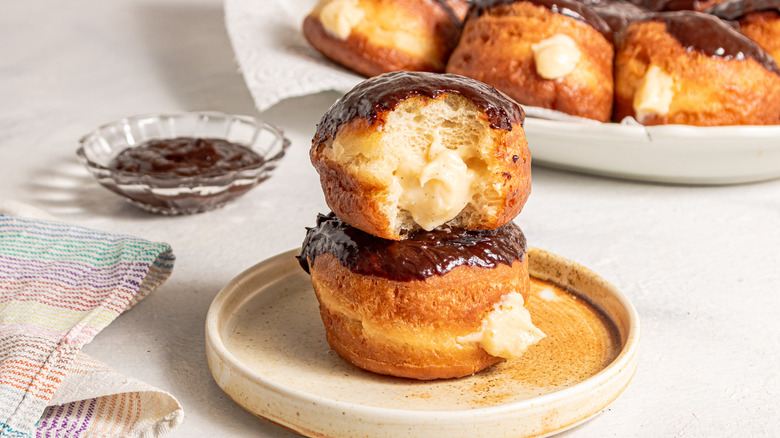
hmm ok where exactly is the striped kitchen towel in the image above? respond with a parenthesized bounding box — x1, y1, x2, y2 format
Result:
(37, 351, 182, 438)
(0, 214, 181, 438)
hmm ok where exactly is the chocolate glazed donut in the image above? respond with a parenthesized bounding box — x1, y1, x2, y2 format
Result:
(613, 11, 780, 125)
(447, 0, 615, 121)
(298, 213, 542, 380)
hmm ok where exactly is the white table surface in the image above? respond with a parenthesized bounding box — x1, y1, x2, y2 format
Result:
(2, 1, 779, 437)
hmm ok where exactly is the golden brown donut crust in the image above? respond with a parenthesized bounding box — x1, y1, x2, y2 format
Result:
(614, 20, 780, 125)
(739, 11, 780, 67)
(311, 122, 398, 241)
(309, 252, 531, 380)
(302, 0, 461, 77)
(446, 1, 615, 122)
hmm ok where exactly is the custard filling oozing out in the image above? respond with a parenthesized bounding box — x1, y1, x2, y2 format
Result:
(633, 64, 675, 122)
(531, 34, 582, 80)
(458, 291, 546, 359)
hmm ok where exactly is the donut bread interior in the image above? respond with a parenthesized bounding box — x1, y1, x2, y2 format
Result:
(324, 94, 518, 237)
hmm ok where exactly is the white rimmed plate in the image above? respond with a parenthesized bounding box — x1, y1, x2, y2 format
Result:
(205, 247, 640, 437)
(524, 118, 780, 185)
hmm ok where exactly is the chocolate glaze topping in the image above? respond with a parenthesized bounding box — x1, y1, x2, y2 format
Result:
(708, 0, 780, 19)
(639, 0, 715, 12)
(639, 0, 780, 14)
(432, 0, 464, 23)
(581, 0, 650, 39)
(471, 0, 611, 36)
(313, 72, 524, 149)
(639, 11, 780, 74)
(109, 137, 264, 178)
(297, 213, 527, 282)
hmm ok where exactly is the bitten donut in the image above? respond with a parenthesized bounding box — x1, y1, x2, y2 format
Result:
(310, 71, 532, 241)
(614, 11, 780, 125)
(297, 213, 545, 380)
(446, 0, 615, 122)
(302, 0, 462, 77)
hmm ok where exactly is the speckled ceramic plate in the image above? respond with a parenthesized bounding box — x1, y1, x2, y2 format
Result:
(205, 247, 640, 437)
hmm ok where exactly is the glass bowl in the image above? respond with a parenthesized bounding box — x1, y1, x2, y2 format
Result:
(77, 111, 290, 215)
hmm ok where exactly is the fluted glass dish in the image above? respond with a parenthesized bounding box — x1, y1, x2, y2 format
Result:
(77, 111, 290, 215)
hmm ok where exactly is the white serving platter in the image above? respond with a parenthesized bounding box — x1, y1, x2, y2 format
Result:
(524, 118, 780, 185)
(205, 247, 640, 437)
(225, 0, 780, 185)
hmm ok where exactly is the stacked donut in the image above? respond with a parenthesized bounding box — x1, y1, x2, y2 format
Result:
(302, 0, 780, 126)
(297, 71, 545, 380)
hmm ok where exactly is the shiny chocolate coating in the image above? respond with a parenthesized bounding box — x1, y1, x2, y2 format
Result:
(109, 137, 264, 178)
(708, 0, 780, 19)
(433, 0, 464, 22)
(635, 11, 780, 74)
(639, 0, 717, 11)
(580, 0, 650, 39)
(471, 0, 612, 36)
(297, 213, 527, 282)
(638, 0, 780, 13)
(313, 71, 524, 149)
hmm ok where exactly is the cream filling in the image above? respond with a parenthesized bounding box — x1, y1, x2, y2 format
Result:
(458, 292, 546, 359)
(396, 130, 475, 231)
(318, 0, 365, 40)
(633, 65, 675, 122)
(531, 34, 582, 80)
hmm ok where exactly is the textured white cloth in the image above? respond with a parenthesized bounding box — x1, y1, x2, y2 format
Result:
(223, 0, 598, 123)
(225, 0, 362, 112)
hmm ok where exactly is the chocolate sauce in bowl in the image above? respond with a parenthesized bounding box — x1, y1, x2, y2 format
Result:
(297, 213, 527, 282)
(109, 137, 264, 178)
(313, 71, 524, 149)
(646, 11, 780, 74)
